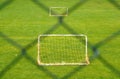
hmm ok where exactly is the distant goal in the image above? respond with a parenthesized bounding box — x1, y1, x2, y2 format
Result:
(49, 7, 68, 16)
(37, 34, 90, 66)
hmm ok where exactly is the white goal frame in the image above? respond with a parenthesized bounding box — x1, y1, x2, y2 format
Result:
(37, 34, 90, 66)
(49, 7, 68, 16)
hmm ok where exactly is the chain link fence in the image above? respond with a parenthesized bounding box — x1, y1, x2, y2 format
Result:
(0, 0, 120, 79)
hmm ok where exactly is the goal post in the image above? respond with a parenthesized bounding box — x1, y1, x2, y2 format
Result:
(37, 34, 90, 66)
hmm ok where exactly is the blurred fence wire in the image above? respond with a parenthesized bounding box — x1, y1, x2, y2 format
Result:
(0, 0, 120, 79)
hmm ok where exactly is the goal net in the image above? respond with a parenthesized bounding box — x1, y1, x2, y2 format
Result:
(37, 34, 90, 66)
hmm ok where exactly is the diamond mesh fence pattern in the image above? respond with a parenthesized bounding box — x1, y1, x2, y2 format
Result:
(0, 0, 120, 79)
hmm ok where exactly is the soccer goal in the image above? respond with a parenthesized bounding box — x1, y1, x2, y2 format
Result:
(49, 7, 68, 16)
(37, 34, 90, 66)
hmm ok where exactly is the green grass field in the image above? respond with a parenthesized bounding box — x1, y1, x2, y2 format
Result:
(0, 0, 120, 79)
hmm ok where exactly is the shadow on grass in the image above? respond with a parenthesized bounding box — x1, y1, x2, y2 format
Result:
(0, 27, 120, 79)
(0, 54, 24, 78)
(32, 0, 88, 18)
(24, 22, 61, 50)
(0, 0, 120, 79)
(0, 0, 14, 10)
(108, 0, 120, 9)
(0, 32, 59, 79)
(61, 66, 85, 79)
(31, 0, 49, 12)
(98, 55, 120, 77)
(94, 30, 120, 48)
(24, 53, 59, 79)
(68, 0, 88, 15)
(0, 32, 23, 49)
